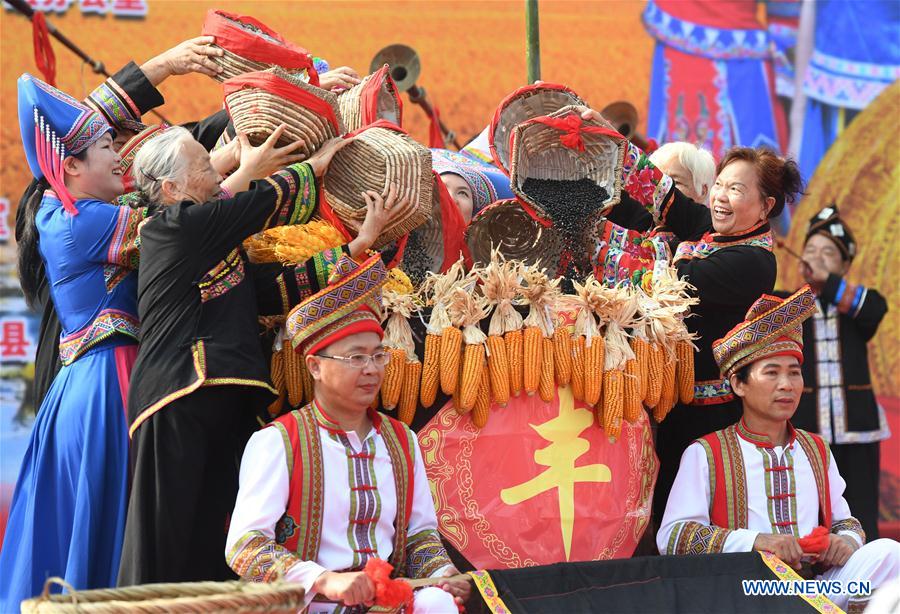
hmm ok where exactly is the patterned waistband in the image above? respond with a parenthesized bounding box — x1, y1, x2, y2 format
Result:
(59, 309, 140, 366)
(692, 378, 734, 406)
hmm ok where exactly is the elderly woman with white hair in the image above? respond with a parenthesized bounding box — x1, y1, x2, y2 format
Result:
(117, 125, 396, 586)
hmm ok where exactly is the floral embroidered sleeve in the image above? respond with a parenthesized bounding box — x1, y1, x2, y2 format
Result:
(72, 199, 148, 270)
(621, 142, 717, 242)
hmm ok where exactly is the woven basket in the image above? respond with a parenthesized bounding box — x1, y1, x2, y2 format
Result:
(465, 198, 563, 275)
(323, 126, 433, 249)
(224, 68, 344, 155)
(489, 83, 585, 175)
(21, 578, 306, 613)
(202, 10, 317, 84)
(508, 105, 627, 220)
(338, 65, 403, 132)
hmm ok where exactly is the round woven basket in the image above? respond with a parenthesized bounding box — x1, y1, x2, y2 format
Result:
(225, 68, 344, 155)
(338, 65, 403, 132)
(509, 105, 627, 220)
(489, 83, 586, 175)
(465, 198, 563, 275)
(20, 578, 306, 613)
(203, 11, 315, 83)
(323, 126, 433, 249)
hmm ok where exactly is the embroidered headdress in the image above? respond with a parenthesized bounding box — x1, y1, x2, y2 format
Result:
(712, 285, 817, 378)
(805, 203, 857, 261)
(17, 73, 113, 215)
(286, 254, 387, 356)
(432, 148, 501, 214)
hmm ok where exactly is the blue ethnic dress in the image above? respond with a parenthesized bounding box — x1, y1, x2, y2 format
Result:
(0, 191, 145, 610)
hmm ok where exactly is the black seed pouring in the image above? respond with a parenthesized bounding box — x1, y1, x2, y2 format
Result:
(521, 177, 609, 287)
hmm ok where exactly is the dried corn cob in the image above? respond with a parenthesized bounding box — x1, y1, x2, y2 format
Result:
(571, 335, 586, 402)
(519, 264, 561, 398)
(506, 328, 523, 397)
(398, 360, 421, 425)
(584, 335, 605, 406)
(381, 348, 407, 410)
(460, 343, 486, 412)
(439, 325, 462, 395)
(539, 337, 555, 402)
(284, 342, 306, 408)
(523, 326, 543, 396)
(472, 368, 491, 427)
(645, 342, 664, 408)
(630, 336, 650, 402)
(420, 333, 440, 408)
(553, 326, 573, 386)
(486, 335, 510, 406)
(676, 339, 695, 404)
(623, 358, 642, 423)
(601, 369, 624, 440)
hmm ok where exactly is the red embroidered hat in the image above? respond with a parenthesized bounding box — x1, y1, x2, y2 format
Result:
(286, 254, 387, 356)
(712, 285, 817, 378)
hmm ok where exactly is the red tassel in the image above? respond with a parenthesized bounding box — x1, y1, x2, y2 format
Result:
(32, 12, 56, 87)
(364, 558, 414, 613)
(428, 105, 444, 149)
(798, 526, 830, 555)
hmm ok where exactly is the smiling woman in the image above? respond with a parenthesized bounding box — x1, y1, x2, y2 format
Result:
(599, 134, 806, 528)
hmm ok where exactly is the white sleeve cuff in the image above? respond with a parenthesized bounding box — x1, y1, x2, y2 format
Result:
(285, 562, 329, 608)
(837, 530, 864, 549)
(723, 529, 759, 553)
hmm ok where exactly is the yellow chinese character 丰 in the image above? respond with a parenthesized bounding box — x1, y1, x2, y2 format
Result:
(500, 387, 611, 560)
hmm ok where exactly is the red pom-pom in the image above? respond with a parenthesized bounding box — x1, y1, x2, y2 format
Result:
(798, 526, 830, 554)
(365, 558, 414, 612)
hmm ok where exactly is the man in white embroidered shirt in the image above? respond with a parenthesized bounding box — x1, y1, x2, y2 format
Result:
(225, 254, 468, 612)
(657, 286, 899, 612)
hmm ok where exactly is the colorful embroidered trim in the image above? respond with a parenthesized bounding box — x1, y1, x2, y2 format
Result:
(263, 162, 317, 229)
(86, 77, 144, 132)
(227, 530, 301, 582)
(58, 309, 140, 366)
(198, 248, 245, 303)
(666, 520, 731, 555)
(673, 229, 773, 263)
(692, 378, 734, 405)
(758, 551, 844, 614)
(643, 0, 772, 61)
(406, 530, 451, 580)
(107, 204, 145, 270)
(831, 518, 866, 545)
(468, 570, 512, 614)
(713, 286, 816, 378)
(621, 142, 674, 222)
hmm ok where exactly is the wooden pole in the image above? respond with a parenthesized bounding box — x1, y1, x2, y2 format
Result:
(525, 0, 541, 83)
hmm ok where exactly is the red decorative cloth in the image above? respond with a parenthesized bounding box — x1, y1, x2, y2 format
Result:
(202, 9, 319, 85)
(32, 12, 56, 87)
(529, 115, 623, 152)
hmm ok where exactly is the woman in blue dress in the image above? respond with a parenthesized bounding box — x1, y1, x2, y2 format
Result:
(0, 75, 147, 610)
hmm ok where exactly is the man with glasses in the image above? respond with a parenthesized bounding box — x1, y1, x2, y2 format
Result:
(226, 254, 470, 612)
